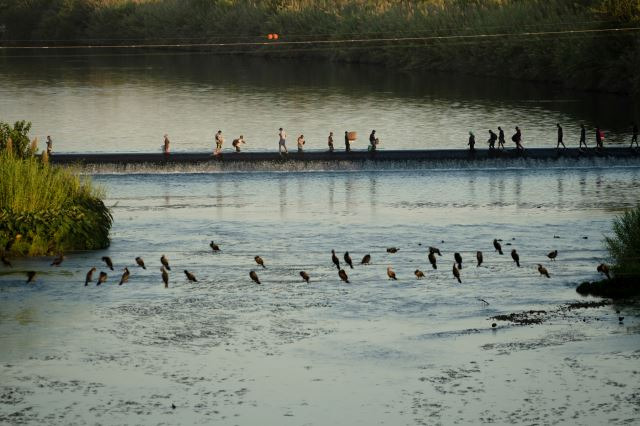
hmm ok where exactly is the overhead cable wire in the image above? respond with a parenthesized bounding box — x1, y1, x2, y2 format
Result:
(1, 26, 638, 50)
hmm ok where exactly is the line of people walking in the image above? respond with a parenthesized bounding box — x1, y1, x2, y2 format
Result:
(161, 123, 639, 156)
(468, 123, 638, 153)
(276, 128, 379, 156)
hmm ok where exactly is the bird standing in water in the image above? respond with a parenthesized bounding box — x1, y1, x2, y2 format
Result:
(299, 271, 310, 283)
(51, 253, 64, 266)
(85, 267, 96, 286)
(428, 251, 437, 269)
(161, 255, 171, 271)
(338, 269, 349, 283)
(210, 241, 220, 252)
(537, 264, 550, 278)
(119, 267, 130, 285)
(511, 249, 520, 267)
(386, 247, 399, 253)
(26, 271, 36, 284)
(97, 271, 108, 286)
(428, 246, 442, 256)
(493, 239, 503, 255)
(135, 257, 146, 269)
(101, 256, 114, 271)
(547, 250, 558, 261)
(476, 251, 483, 267)
(454, 252, 462, 269)
(331, 250, 340, 270)
(414, 269, 425, 279)
(249, 270, 261, 284)
(184, 270, 197, 282)
(387, 266, 397, 280)
(344, 252, 354, 269)
(254, 256, 265, 268)
(452, 263, 461, 283)
(597, 263, 611, 279)
(361, 254, 371, 265)
(161, 266, 169, 287)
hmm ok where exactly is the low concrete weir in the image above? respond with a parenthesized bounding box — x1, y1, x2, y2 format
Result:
(48, 147, 639, 166)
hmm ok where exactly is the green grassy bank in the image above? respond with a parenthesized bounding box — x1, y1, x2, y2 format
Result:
(0, 121, 112, 257)
(0, 0, 638, 95)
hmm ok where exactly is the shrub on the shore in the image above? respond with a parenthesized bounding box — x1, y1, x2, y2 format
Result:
(577, 205, 640, 298)
(0, 143, 112, 256)
(0, 120, 34, 158)
(605, 205, 640, 279)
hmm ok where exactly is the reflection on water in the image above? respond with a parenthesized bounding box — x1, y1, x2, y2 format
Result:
(1, 165, 639, 424)
(0, 54, 636, 153)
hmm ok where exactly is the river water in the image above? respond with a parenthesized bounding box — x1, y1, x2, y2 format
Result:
(0, 53, 637, 152)
(1, 53, 640, 425)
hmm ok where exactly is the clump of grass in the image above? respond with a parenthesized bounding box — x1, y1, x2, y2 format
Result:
(0, 148, 112, 256)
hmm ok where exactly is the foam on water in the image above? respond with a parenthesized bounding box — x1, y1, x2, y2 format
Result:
(78, 156, 640, 175)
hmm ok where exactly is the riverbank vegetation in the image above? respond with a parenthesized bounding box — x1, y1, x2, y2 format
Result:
(577, 205, 640, 298)
(0, 121, 112, 257)
(1, 0, 638, 94)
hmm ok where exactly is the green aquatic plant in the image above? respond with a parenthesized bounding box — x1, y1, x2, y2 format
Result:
(0, 147, 112, 256)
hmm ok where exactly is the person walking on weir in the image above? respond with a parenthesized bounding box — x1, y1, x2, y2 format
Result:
(232, 135, 245, 152)
(45, 135, 53, 155)
(214, 130, 224, 156)
(595, 125, 604, 150)
(278, 127, 288, 156)
(556, 123, 566, 150)
(369, 130, 379, 152)
(631, 123, 639, 149)
(297, 134, 305, 152)
(497, 126, 506, 149)
(344, 131, 351, 152)
(163, 134, 170, 156)
(512, 126, 524, 152)
(328, 131, 334, 152)
(468, 131, 476, 153)
(579, 123, 588, 150)
(488, 129, 497, 150)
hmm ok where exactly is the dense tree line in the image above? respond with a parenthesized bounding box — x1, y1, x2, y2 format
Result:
(0, 0, 638, 94)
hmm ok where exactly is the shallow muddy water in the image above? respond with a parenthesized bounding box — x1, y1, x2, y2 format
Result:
(1, 163, 640, 424)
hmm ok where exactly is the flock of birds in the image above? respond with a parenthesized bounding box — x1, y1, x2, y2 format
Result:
(2, 238, 612, 287)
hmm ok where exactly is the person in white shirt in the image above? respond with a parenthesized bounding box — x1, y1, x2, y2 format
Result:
(278, 127, 288, 155)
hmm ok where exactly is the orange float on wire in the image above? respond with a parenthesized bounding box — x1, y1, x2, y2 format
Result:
(267, 33, 273, 40)
(273, 33, 279, 40)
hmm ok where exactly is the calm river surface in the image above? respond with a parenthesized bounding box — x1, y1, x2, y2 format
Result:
(0, 53, 637, 152)
(1, 53, 640, 425)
